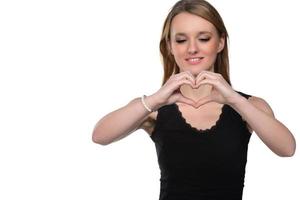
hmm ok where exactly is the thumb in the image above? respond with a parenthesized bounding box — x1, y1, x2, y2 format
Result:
(176, 94, 197, 108)
(195, 95, 213, 108)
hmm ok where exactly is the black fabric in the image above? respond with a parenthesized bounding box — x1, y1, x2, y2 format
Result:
(150, 91, 252, 200)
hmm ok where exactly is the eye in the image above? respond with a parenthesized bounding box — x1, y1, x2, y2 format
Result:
(199, 38, 210, 42)
(176, 40, 186, 43)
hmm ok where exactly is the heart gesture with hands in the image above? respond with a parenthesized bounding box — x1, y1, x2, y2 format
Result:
(192, 70, 241, 107)
(153, 70, 241, 109)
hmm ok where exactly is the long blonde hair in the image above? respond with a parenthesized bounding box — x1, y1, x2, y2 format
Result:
(159, 0, 231, 86)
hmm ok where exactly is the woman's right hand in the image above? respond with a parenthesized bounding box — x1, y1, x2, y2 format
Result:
(152, 71, 197, 108)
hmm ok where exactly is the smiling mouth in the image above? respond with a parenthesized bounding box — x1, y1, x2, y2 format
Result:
(185, 57, 204, 64)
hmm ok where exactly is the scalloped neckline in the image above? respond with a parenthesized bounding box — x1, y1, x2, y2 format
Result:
(174, 103, 227, 134)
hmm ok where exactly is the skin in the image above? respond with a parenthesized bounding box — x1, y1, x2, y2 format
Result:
(168, 12, 224, 77)
(167, 11, 225, 108)
(163, 12, 296, 157)
(92, 12, 296, 157)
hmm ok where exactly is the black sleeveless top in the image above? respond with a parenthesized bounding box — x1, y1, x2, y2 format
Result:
(149, 91, 252, 200)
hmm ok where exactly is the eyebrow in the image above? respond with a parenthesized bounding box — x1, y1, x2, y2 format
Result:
(174, 31, 212, 36)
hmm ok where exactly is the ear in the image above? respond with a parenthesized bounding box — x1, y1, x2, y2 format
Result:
(217, 34, 225, 53)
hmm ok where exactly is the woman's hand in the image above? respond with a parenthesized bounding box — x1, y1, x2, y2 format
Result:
(153, 71, 198, 107)
(194, 70, 242, 107)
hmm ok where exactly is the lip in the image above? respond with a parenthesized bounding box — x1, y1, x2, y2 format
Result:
(185, 57, 204, 65)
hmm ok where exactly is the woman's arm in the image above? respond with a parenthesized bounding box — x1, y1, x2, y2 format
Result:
(229, 95, 296, 157)
(92, 94, 162, 145)
(92, 71, 202, 145)
(191, 70, 296, 157)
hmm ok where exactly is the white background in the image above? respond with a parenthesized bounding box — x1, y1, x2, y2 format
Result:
(0, 0, 299, 199)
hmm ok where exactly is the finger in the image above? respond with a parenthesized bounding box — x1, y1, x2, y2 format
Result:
(196, 79, 216, 89)
(195, 95, 213, 108)
(174, 79, 196, 89)
(180, 71, 196, 86)
(180, 76, 195, 87)
(205, 71, 224, 80)
(196, 70, 208, 79)
(197, 72, 217, 80)
(195, 74, 206, 86)
(173, 73, 194, 86)
(176, 93, 197, 107)
(196, 71, 218, 81)
(185, 70, 196, 79)
(196, 74, 216, 86)
(167, 79, 195, 98)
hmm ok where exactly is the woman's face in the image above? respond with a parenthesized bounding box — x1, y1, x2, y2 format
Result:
(168, 12, 225, 77)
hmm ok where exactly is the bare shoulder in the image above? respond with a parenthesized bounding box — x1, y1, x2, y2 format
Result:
(248, 95, 275, 118)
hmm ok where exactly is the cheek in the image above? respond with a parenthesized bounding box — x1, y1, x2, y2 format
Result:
(172, 45, 186, 56)
(201, 43, 219, 55)
(172, 47, 187, 64)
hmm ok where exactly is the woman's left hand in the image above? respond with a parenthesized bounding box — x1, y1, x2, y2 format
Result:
(195, 70, 242, 107)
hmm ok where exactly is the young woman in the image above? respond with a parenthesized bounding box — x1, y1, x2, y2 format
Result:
(92, 0, 296, 199)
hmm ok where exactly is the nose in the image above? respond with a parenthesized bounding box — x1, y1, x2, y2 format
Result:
(187, 40, 199, 55)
